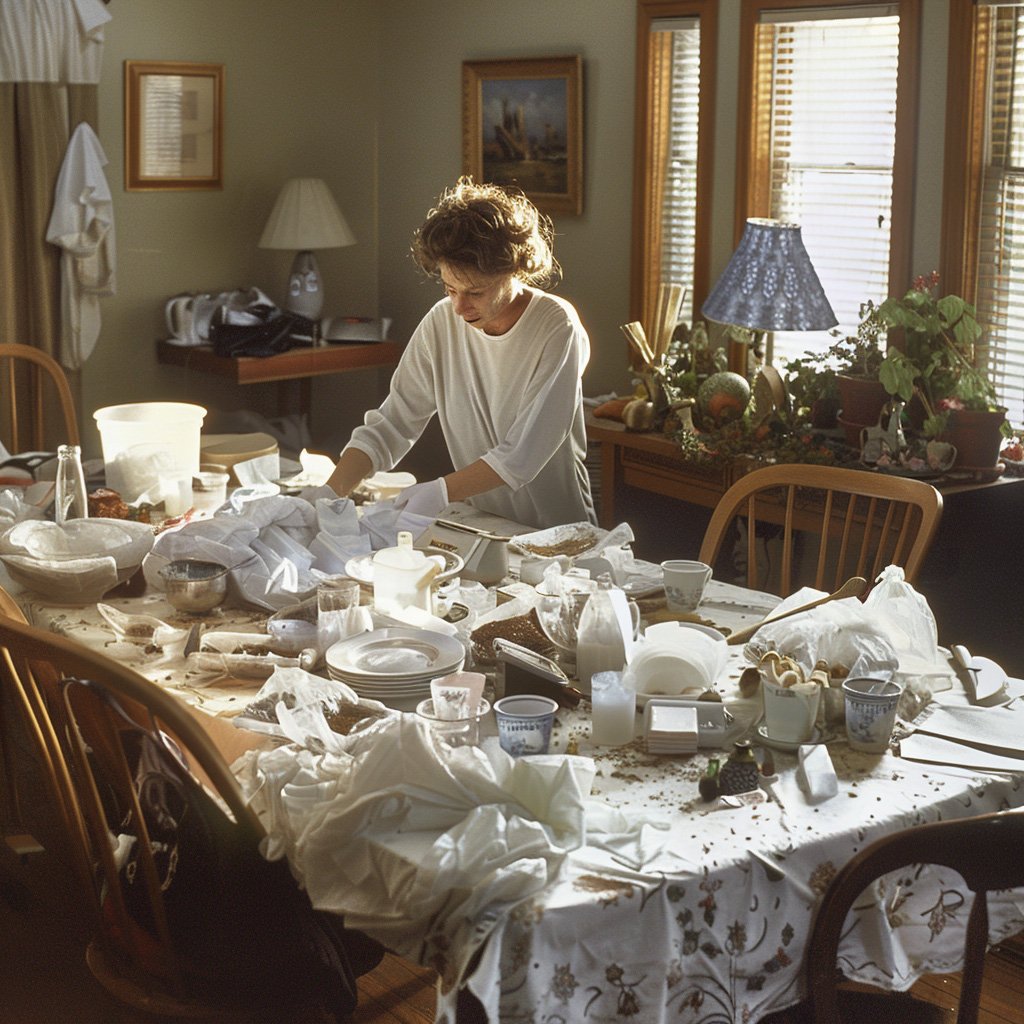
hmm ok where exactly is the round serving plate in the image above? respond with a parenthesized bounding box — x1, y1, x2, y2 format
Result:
(325, 627, 465, 681)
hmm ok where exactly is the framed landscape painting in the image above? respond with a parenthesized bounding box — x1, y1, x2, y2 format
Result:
(462, 55, 583, 216)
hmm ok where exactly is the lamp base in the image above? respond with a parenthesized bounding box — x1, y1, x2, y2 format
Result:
(284, 250, 324, 320)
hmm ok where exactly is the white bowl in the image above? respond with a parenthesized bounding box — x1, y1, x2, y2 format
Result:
(626, 628, 728, 697)
(0, 518, 154, 605)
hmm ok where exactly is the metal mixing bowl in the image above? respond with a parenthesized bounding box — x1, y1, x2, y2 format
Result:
(158, 558, 229, 614)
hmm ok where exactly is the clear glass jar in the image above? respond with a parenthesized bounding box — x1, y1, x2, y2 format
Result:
(54, 444, 88, 525)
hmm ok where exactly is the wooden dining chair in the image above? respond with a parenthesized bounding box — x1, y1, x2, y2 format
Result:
(697, 463, 943, 596)
(763, 809, 1024, 1024)
(0, 342, 79, 453)
(0, 609, 384, 1020)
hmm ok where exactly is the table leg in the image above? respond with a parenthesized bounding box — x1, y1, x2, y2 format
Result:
(599, 441, 618, 528)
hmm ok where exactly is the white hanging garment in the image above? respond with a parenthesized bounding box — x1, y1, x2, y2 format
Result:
(45, 121, 116, 369)
(0, 0, 111, 84)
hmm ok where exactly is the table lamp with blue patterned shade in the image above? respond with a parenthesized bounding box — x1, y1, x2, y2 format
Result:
(702, 218, 837, 376)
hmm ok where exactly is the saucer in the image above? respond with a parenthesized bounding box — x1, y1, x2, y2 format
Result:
(756, 724, 822, 753)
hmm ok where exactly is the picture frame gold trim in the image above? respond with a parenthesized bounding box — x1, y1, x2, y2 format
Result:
(124, 60, 224, 191)
(462, 55, 583, 216)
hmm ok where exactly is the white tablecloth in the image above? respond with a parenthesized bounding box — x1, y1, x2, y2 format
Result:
(11, 541, 1024, 1024)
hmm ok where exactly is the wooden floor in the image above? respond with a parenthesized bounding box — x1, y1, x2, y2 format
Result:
(2, 846, 1023, 1023)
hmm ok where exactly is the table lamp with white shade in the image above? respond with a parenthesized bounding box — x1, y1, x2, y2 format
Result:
(702, 218, 837, 377)
(258, 177, 356, 320)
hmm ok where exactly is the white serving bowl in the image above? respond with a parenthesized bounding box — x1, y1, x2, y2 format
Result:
(625, 626, 728, 698)
(0, 518, 154, 605)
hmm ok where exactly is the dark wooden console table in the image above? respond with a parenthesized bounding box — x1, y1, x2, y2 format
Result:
(156, 340, 403, 417)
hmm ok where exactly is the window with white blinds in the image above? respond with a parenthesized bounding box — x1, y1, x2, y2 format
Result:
(973, 5, 1024, 428)
(654, 18, 701, 326)
(753, 5, 901, 365)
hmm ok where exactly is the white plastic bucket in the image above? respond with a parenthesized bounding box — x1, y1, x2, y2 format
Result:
(94, 402, 206, 501)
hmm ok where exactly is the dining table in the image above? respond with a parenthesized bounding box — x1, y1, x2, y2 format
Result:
(6, 502, 1024, 1024)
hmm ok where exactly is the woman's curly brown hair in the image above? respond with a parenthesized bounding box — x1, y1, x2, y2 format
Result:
(411, 177, 561, 288)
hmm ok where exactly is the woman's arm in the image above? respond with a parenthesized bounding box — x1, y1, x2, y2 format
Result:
(325, 447, 373, 496)
(442, 459, 504, 501)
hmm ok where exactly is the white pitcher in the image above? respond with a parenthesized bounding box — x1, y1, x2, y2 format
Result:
(574, 583, 639, 694)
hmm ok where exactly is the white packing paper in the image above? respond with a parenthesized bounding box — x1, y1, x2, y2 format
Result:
(238, 715, 595, 995)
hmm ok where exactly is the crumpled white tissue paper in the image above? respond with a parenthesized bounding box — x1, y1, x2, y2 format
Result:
(142, 492, 436, 610)
(237, 714, 595, 999)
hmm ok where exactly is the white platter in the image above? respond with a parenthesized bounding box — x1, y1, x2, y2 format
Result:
(508, 522, 607, 559)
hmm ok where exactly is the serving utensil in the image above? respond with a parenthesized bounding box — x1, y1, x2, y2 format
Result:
(725, 576, 868, 646)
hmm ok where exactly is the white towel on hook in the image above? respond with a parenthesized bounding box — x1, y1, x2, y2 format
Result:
(46, 121, 116, 369)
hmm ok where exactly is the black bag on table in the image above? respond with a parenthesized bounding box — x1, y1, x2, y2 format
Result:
(208, 293, 316, 358)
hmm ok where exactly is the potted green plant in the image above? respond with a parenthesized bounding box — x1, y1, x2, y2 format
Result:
(877, 273, 1009, 468)
(783, 302, 887, 440)
(783, 351, 839, 428)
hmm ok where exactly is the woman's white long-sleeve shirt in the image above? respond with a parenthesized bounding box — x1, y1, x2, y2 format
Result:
(344, 288, 595, 529)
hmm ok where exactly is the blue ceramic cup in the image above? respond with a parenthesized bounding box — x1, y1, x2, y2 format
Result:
(493, 694, 558, 757)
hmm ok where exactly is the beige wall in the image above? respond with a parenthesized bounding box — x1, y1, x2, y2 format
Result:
(88, 0, 382, 458)
(83, 0, 951, 468)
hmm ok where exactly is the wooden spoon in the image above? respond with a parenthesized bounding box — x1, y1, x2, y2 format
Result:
(726, 576, 868, 646)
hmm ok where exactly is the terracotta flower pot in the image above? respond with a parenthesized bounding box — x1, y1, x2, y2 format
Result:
(836, 374, 889, 447)
(941, 407, 1008, 469)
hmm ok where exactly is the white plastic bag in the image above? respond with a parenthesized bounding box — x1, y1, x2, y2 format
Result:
(862, 565, 939, 655)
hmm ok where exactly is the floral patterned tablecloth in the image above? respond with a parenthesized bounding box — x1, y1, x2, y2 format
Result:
(462, 717, 1024, 1024)
(12, 570, 1024, 1024)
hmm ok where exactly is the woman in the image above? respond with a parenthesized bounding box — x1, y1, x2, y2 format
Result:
(326, 178, 595, 529)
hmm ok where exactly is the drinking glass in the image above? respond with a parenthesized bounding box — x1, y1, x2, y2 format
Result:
(317, 577, 362, 650)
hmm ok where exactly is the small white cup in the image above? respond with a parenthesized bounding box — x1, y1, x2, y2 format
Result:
(843, 677, 901, 753)
(762, 678, 821, 745)
(590, 670, 636, 746)
(661, 560, 712, 613)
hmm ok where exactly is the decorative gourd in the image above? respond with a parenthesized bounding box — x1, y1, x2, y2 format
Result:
(622, 398, 656, 431)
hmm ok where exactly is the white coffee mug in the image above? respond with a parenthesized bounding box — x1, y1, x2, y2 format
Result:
(661, 559, 712, 613)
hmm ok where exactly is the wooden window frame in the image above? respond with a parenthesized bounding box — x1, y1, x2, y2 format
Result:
(631, 1, 718, 334)
(735, 0, 921, 292)
(940, 0, 991, 302)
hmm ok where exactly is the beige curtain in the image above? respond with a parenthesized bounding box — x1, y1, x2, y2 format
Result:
(0, 83, 96, 447)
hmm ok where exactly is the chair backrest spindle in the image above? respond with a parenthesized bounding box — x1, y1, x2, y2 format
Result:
(699, 464, 943, 596)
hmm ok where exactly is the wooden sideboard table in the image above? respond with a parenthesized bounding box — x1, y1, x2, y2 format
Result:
(156, 339, 403, 417)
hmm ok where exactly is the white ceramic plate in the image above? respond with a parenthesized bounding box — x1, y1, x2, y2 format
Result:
(643, 621, 727, 644)
(325, 627, 464, 680)
(325, 671, 436, 697)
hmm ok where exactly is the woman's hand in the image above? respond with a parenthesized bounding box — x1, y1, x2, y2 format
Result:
(393, 478, 449, 518)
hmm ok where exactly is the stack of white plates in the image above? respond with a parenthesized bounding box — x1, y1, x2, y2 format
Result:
(324, 627, 465, 711)
(644, 703, 699, 755)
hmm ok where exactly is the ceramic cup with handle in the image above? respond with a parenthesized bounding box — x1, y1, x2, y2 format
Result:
(661, 559, 713, 613)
